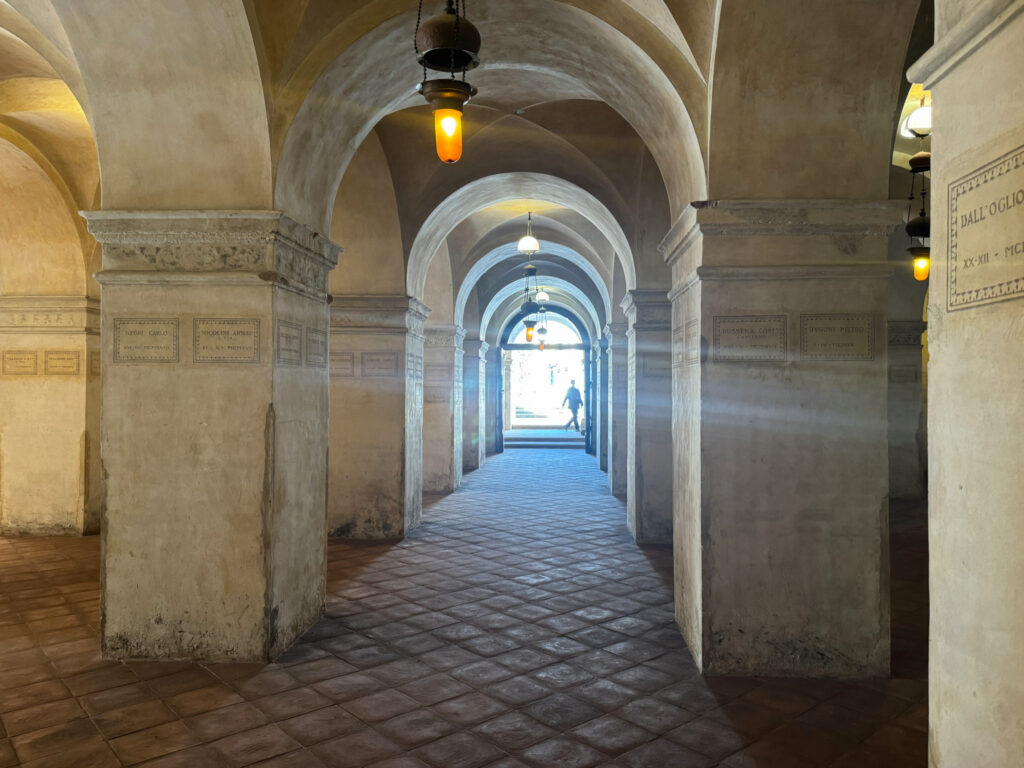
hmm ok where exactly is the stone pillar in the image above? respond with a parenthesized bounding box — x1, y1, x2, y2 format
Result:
(462, 338, 488, 473)
(596, 341, 609, 471)
(887, 321, 926, 499)
(910, 6, 1024, 763)
(621, 291, 673, 544)
(422, 325, 465, 493)
(605, 323, 628, 496)
(663, 200, 901, 676)
(484, 347, 501, 454)
(84, 211, 338, 661)
(328, 295, 427, 538)
(502, 350, 512, 428)
(0, 296, 101, 534)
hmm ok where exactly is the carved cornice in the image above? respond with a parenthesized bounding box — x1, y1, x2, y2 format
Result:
(82, 210, 340, 301)
(603, 322, 628, 352)
(0, 296, 100, 335)
(908, 0, 1024, 87)
(888, 320, 928, 346)
(424, 324, 467, 350)
(661, 200, 906, 267)
(463, 338, 489, 358)
(330, 295, 428, 336)
(621, 290, 671, 331)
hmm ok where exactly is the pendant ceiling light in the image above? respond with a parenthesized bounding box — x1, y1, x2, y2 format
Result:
(905, 130, 931, 282)
(414, 0, 481, 163)
(518, 212, 540, 254)
(520, 263, 541, 341)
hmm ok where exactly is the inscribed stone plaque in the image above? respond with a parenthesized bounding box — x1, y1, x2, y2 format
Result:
(114, 318, 179, 363)
(44, 350, 81, 375)
(330, 351, 355, 377)
(424, 364, 451, 387)
(642, 357, 672, 378)
(276, 321, 303, 365)
(713, 315, 787, 362)
(2, 350, 37, 375)
(889, 365, 918, 384)
(305, 328, 327, 368)
(948, 143, 1024, 310)
(800, 314, 874, 361)
(89, 351, 101, 376)
(194, 318, 260, 363)
(362, 352, 398, 377)
(685, 320, 700, 366)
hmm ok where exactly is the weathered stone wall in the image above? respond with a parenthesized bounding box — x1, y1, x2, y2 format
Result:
(910, 3, 1024, 763)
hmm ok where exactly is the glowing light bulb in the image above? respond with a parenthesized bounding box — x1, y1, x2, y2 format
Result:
(433, 108, 463, 163)
(914, 257, 930, 281)
(525, 326, 534, 342)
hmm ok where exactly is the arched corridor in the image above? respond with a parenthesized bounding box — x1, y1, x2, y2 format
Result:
(0, 450, 926, 766)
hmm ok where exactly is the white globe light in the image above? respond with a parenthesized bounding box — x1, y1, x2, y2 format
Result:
(906, 105, 932, 138)
(518, 234, 540, 254)
(535, 290, 550, 302)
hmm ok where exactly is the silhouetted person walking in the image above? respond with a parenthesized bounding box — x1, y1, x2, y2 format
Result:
(562, 379, 583, 432)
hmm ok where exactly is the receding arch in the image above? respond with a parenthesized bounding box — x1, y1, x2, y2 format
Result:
(274, 0, 707, 233)
(407, 173, 636, 301)
(479, 276, 603, 342)
(456, 241, 612, 329)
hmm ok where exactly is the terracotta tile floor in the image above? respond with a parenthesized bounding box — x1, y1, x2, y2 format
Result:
(0, 450, 928, 767)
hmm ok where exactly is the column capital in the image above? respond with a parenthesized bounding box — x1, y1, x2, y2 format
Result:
(330, 295, 429, 336)
(621, 290, 671, 331)
(660, 199, 906, 268)
(83, 210, 340, 301)
(888, 320, 928, 347)
(424, 324, 467, 351)
(603, 323, 628, 351)
(463, 338, 489, 358)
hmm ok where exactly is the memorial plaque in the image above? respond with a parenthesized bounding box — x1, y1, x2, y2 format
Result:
(800, 314, 874, 361)
(948, 143, 1024, 310)
(642, 357, 672, 378)
(2, 350, 37, 375)
(305, 328, 327, 368)
(276, 321, 303, 365)
(113, 318, 179, 363)
(889, 365, 918, 384)
(424, 364, 451, 387)
(44, 350, 81, 375)
(330, 351, 355, 377)
(713, 315, 787, 362)
(685, 319, 700, 366)
(89, 350, 101, 377)
(362, 352, 398, 377)
(194, 318, 260, 363)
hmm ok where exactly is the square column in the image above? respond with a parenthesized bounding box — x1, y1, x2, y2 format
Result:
(621, 292, 673, 544)
(887, 321, 926, 499)
(910, 5, 1024, 762)
(605, 323, 628, 496)
(462, 338, 488, 473)
(484, 347, 502, 454)
(328, 295, 428, 538)
(663, 200, 901, 676)
(423, 325, 465, 493)
(85, 211, 338, 661)
(0, 297, 101, 534)
(596, 340, 609, 471)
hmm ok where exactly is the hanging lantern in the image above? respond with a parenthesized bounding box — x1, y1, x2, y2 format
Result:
(518, 212, 540, 254)
(909, 246, 930, 281)
(414, 0, 481, 164)
(524, 319, 536, 342)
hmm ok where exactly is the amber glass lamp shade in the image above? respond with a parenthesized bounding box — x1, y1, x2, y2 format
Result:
(909, 246, 930, 281)
(434, 108, 463, 163)
(525, 326, 534, 341)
